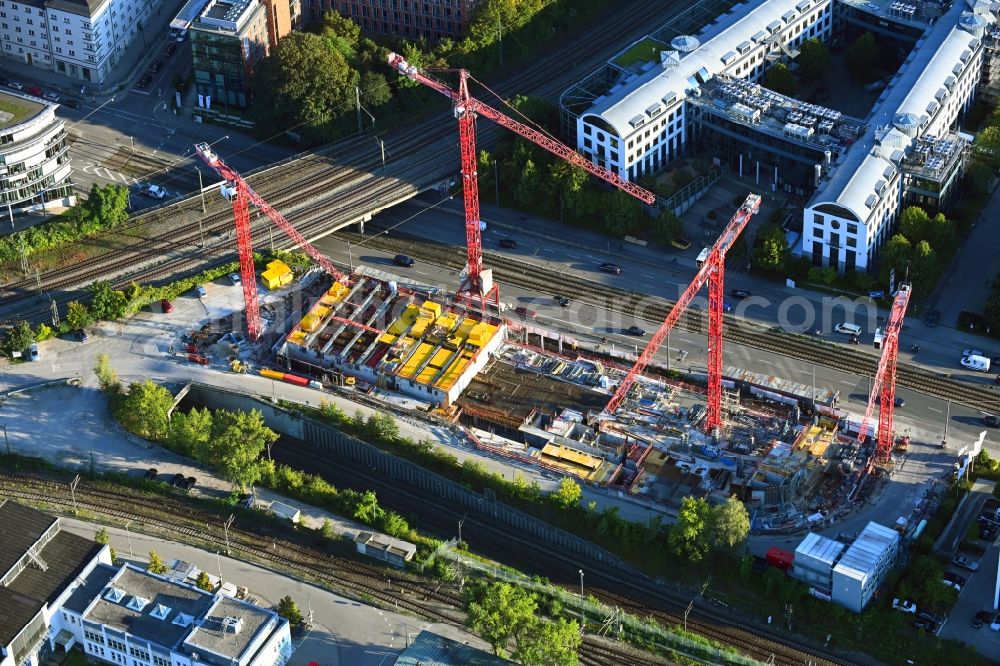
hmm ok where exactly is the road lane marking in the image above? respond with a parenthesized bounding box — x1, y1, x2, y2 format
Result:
(927, 407, 942, 413)
(841, 381, 854, 386)
(641, 273, 657, 279)
(756, 359, 773, 365)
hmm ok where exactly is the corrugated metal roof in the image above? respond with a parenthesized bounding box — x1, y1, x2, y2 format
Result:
(832, 522, 898, 581)
(394, 630, 513, 666)
(795, 532, 845, 566)
(807, 0, 981, 222)
(583, 0, 811, 138)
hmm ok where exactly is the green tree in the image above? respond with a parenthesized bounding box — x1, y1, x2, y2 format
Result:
(253, 33, 360, 143)
(514, 617, 581, 666)
(797, 38, 830, 80)
(366, 411, 400, 443)
(95, 528, 110, 545)
(3, 321, 35, 356)
(763, 63, 796, 96)
(910, 240, 938, 293)
(965, 160, 995, 194)
(94, 353, 120, 393)
(359, 70, 392, 108)
(879, 234, 912, 285)
(168, 407, 213, 457)
(196, 571, 214, 591)
(207, 409, 277, 490)
(751, 225, 789, 271)
(65, 301, 93, 331)
(89, 280, 127, 321)
(993, 483, 1000, 500)
(551, 477, 582, 510)
(276, 595, 303, 625)
(975, 125, 1000, 168)
(602, 189, 641, 238)
(900, 206, 930, 243)
(711, 495, 750, 552)
(514, 159, 543, 206)
(116, 380, 174, 441)
(318, 10, 360, 59)
(83, 184, 129, 229)
(845, 32, 880, 82)
(926, 212, 957, 256)
(651, 210, 684, 245)
(320, 518, 335, 539)
(547, 161, 588, 216)
(352, 489, 385, 524)
(807, 266, 837, 285)
(467, 582, 538, 656)
(147, 549, 168, 574)
(669, 497, 713, 562)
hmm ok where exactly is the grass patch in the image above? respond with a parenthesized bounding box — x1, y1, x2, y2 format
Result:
(613, 37, 664, 68)
(0, 95, 42, 128)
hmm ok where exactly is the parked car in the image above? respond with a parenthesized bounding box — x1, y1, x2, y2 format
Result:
(984, 415, 1000, 427)
(554, 295, 569, 307)
(626, 325, 646, 336)
(499, 238, 518, 249)
(161, 299, 174, 313)
(229, 273, 242, 286)
(990, 613, 1000, 631)
(599, 262, 622, 275)
(924, 309, 941, 327)
(195, 285, 208, 298)
(919, 610, 944, 626)
(239, 493, 255, 509)
(148, 60, 163, 74)
(941, 579, 962, 591)
(973, 610, 992, 629)
(28, 343, 39, 362)
(892, 598, 917, 613)
(164, 43, 177, 57)
(952, 555, 979, 571)
(76, 329, 88, 342)
(874, 395, 906, 408)
(729, 289, 751, 299)
(0, 77, 7, 86)
(144, 184, 167, 199)
(393, 254, 415, 267)
(43, 91, 60, 102)
(7, 81, 24, 90)
(137, 74, 152, 89)
(26, 85, 43, 96)
(63, 98, 81, 109)
(912, 620, 935, 632)
(170, 473, 185, 487)
(944, 572, 967, 586)
(513, 306, 537, 319)
(144, 468, 158, 480)
(670, 237, 692, 250)
(722, 301, 732, 313)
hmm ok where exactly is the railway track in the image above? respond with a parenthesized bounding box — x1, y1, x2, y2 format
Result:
(334, 228, 1000, 414)
(272, 437, 861, 666)
(0, 473, 679, 666)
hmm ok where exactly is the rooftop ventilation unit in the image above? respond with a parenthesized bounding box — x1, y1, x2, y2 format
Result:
(892, 112, 921, 136)
(671, 35, 701, 52)
(222, 616, 243, 634)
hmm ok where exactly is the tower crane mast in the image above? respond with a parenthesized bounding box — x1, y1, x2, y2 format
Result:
(194, 142, 347, 341)
(603, 194, 761, 432)
(387, 53, 655, 305)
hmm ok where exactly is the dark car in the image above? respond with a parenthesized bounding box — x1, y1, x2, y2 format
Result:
(499, 238, 518, 249)
(874, 395, 906, 408)
(626, 325, 646, 336)
(161, 299, 174, 313)
(944, 572, 967, 586)
(912, 620, 935, 632)
(0, 76, 7, 86)
(984, 415, 1000, 428)
(599, 262, 622, 275)
(63, 98, 81, 109)
(722, 301, 732, 313)
(925, 310, 941, 327)
(137, 74, 152, 89)
(973, 610, 992, 629)
(170, 473, 185, 486)
(918, 610, 944, 626)
(393, 254, 415, 267)
(149, 61, 163, 74)
(183, 476, 197, 490)
(513, 306, 537, 319)
(144, 468, 158, 481)
(730, 289, 751, 299)
(555, 295, 570, 307)
(239, 493, 255, 509)
(26, 85, 43, 96)
(164, 43, 177, 57)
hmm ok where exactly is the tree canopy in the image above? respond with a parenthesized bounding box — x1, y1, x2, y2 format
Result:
(116, 380, 174, 441)
(845, 32, 880, 82)
(3, 321, 35, 356)
(796, 38, 830, 80)
(276, 595, 303, 625)
(467, 582, 539, 656)
(551, 478, 582, 509)
(751, 224, 789, 272)
(763, 63, 796, 96)
(206, 409, 278, 490)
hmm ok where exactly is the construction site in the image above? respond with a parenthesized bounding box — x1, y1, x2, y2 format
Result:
(193, 51, 920, 539)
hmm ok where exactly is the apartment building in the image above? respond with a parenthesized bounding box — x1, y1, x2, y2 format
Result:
(0, 88, 74, 214)
(313, 0, 480, 40)
(803, 0, 986, 272)
(0, 0, 165, 84)
(190, 0, 271, 109)
(0, 500, 109, 666)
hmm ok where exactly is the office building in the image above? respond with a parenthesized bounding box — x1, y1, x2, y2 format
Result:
(0, 500, 109, 666)
(191, 0, 271, 109)
(0, 89, 75, 215)
(0, 0, 165, 84)
(314, 0, 481, 40)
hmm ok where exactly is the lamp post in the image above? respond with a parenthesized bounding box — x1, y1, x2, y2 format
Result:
(223, 514, 234, 555)
(578, 569, 584, 597)
(124, 521, 134, 557)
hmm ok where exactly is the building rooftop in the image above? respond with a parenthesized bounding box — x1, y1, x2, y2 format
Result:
(0, 500, 57, 579)
(194, 0, 261, 33)
(809, 0, 987, 221)
(795, 531, 846, 566)
(83, 566, 215, 650)
(583, 0, 812, 138)
(43, 0, 108, 17)
(172, 0, 212, 30)
(183, 595, 275, 660)
(0, 526, 102, 646)
(833, 521, 898, 581)
(393, 630, 514, 666)
(63, 564, 117, 614)
(354, 532, 418, 560)
(0, 90, 48, 131)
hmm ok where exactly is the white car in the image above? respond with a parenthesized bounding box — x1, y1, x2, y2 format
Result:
(229, 273, 242, 286)
(144, 184, 167, 199)
(28, 343, 40, 362)
(941, 579, 962, 592)
(992, 614, 1000, 631)
(892, 598, 917, 613)
(195, 285, 208, 298)
(952, 555, 980, 571)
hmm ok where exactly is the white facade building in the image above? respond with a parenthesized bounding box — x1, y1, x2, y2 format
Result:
(0, 89, 74, 214)
(0, 0, 165, 84)
(576, 0, 834, 181)
(803, 0, 990, 272)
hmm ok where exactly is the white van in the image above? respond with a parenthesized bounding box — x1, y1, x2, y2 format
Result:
(961, 354, 991, 372)
(835, 322, 862, 336)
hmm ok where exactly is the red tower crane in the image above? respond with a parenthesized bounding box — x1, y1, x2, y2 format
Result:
(194, 142, 347, 341)
(855, 282, 912, 463)
(386, 53, 656, 307)
(603, 194, 761, 432)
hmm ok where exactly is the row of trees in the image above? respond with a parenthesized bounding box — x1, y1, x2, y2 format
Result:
(878, 206, 958, 296)
(467, 581, 581, 664)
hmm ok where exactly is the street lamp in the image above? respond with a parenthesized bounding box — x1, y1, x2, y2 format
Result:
(578, 569, 584, 597)
(124, 521, 134, 558)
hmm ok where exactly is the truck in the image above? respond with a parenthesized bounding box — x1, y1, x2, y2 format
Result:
(766, 546, 794, 571)
(961, 354, 991, 372)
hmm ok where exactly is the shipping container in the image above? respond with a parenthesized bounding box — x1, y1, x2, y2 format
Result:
(766, 546, 794, 571)
(282, 373, 310, 387)
(260, 368, 284, 380)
